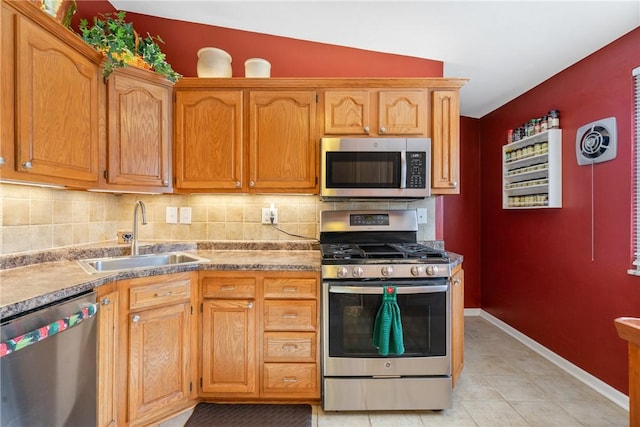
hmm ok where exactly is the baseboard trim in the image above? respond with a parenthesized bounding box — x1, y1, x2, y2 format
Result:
(463, 309, 629, 411)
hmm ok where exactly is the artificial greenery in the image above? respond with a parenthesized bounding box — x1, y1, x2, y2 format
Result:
(78, 11, 181, 82)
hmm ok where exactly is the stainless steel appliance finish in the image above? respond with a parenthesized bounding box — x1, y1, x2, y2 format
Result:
(320, 209, 452, 411)
(320, 137, 431, 200)
(1, 291, 98, 426)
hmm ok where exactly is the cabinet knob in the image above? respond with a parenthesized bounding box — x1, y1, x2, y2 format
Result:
(163, 180, 169, 186)
(235, 181, 241, 188)
(363, 126, 370, 134)
(249, 181, 255, 187)
(454, 279, 461, 286)
(451, 181, 458, 188)
(379, 127, 386, 134)
(132, 314, 141, 323)
(247, 302, 254, 309)
(101, 298, 111, 305)
(0, 156, 5, 167)
(22, 160, 33, 169)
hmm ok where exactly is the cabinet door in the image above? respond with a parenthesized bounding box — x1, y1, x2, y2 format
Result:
(378, 90, 427, 135)
(451, 268, 464, 387)
(248, 91, 318, 192)
(105, 67, 172, 191)
(97, 285, 118, 427)
(324, 90, 370, 135)
(128, 302, 191, 421)
(431, 90, 460, 194)
(174, 90, 243, 191)
(201, 299, 257, 395)
(15, 15, 99, 183)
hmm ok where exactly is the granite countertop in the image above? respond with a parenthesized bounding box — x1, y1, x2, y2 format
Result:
(0, 241, 321, 320)
(0, 240, 462, 320)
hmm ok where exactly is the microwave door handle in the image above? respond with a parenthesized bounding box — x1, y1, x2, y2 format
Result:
(329, 285, 448, 295)
(400, 151, 407, 188)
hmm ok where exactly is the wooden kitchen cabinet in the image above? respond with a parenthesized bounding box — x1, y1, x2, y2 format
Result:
(323, 89, 427, 136)
(200, 272, 258, 397)
(431, 89, 461, 194)
(117, 272, 197, 427)
(174, 90, 243, 190)
(451, 267, 464, 387)
(199, 270, 320, 401)
(1, 1, 101, 187)
(173, 85, 317, 193)
(99, 66, 173, 193)
(97, 284, 119, 427)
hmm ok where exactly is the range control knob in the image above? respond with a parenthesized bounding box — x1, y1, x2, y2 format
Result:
(410, 266, 424, 276)
(336, 267, 348, 278)
(426, 265, 439, 276)
(381, 266, 394, 276)
(352, 266, 364, 278)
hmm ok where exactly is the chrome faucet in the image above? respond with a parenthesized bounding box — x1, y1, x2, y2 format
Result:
(131, 200, 147, 256)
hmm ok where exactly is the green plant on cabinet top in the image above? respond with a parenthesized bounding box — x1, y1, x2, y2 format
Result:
(78, 11, 181, 82)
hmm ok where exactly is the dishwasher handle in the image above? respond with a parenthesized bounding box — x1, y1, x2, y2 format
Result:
(0, 303, 99, 358)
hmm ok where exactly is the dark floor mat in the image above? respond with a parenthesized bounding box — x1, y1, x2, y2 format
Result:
(184, 403, 312, 427)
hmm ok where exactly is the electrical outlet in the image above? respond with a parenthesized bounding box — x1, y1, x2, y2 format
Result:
(179, 207, 192, 224)
(166, 207, 178, 224)
(261, 207, 278, 225)
(417, 208, 428, 224)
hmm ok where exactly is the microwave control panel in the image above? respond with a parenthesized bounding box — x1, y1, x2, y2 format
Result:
(407, 152, 427, 188)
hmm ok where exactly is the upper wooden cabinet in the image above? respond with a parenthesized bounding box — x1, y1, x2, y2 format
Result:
(173, 82, 318, 194)
(99, 66, 173, 193)
(323, 89, 427, 136)
(431, 89, 461, 194)
(1, 1, 102, 187)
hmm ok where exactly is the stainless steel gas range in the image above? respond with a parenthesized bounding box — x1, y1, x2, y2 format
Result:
(320, 209, 453, 411)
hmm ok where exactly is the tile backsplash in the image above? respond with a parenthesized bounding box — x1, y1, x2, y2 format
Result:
(0, 183, 436, 255)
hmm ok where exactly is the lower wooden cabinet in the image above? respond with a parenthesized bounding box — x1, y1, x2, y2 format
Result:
(97, 284, 118, 427)
(117, 272, 197, 427)
(451, 267, 465, 387)
(199, 270, 320, 401)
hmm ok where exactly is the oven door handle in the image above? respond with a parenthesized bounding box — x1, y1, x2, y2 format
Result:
(329, 285, 448, 295)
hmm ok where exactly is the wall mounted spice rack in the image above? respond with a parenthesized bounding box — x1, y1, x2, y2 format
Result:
(502, 129, 562, 209)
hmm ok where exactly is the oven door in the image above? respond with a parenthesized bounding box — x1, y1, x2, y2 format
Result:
(322, 279, 450, 377)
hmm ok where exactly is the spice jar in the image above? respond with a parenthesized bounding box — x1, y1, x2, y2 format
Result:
(548, 110, 560, 129)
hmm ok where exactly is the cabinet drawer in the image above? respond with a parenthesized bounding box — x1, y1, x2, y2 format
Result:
(263, 363, 318, 393)
(201, 276, 256, 299)
(263, 277, 317, 299)
(264, 332, 316, 362)
(264, 301, 316, 331)
(129, 275, 191, 310)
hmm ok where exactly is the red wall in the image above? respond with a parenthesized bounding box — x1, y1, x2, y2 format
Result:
(479, 27, 640, 394)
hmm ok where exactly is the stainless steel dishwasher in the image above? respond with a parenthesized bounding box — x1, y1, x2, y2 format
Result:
(0, 291, 99, 427)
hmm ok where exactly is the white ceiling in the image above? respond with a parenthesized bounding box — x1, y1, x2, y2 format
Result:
(110, 1, 640, 118)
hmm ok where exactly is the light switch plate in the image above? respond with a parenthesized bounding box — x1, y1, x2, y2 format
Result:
(166, 207, 178, 224)
(179, 207, 192, 224)
(417, 208, 428, 224)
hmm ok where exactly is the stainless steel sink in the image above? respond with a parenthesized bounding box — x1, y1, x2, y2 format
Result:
(77, 252, 209, 274)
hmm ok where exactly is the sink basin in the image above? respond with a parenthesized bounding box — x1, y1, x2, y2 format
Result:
(77, 252, 209, 274)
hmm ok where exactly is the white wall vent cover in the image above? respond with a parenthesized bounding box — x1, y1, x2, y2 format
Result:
(576, 117, 617, 165)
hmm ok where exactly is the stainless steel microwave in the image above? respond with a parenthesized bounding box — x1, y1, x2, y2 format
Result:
(320, 137, 431, 200)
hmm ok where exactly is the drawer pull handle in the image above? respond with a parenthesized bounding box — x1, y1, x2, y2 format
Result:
(154, 291, 173, 297)
(282, 313, 298, 319)
(282, 377, 298, 383)
(221, 286, 236, 291)
(282, 344, 298, 350)
(282, 287, 298, 293)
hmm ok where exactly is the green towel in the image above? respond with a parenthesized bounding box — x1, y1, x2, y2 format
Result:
(372, 285, 405, 356)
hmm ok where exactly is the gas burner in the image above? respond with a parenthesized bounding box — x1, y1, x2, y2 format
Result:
(321, 244, 365, 259)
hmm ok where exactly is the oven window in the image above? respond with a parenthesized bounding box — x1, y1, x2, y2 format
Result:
(327, 285, 447, 357)
(325, 152, 400, 188)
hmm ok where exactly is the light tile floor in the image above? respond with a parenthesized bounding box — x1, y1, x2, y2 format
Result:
(162, 316, 629, 427)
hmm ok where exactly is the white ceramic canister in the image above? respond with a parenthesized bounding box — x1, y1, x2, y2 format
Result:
(197, 47, 232, 77)
(244, 58, 271, 78)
